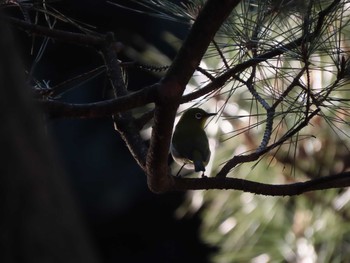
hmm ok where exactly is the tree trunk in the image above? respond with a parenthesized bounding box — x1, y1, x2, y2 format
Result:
(0, 20, 99, 263)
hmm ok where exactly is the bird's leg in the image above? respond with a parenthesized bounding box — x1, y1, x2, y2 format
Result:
(176, 164, 186, 177)
(201, 172, 207, 178)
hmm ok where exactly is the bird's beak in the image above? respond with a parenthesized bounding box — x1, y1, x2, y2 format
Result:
(206, 112, 217, 117)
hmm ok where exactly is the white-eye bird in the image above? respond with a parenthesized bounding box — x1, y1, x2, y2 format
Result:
(171, 108, 216, 176)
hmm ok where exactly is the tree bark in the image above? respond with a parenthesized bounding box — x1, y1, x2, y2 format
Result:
(0, 20, 99, 263)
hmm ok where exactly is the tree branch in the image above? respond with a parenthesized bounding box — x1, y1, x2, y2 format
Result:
(216, 109, 320, 177)
(171, 171, 350, 195)
(100, 41, 149, 169)
(38, 84, 157, 119)
(146, 0, 242, 193)
(7, 0, 345, 195)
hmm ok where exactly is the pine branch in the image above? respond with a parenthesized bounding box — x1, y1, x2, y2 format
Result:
(171, 171, 350, 195)
(38, 85, 157, 119)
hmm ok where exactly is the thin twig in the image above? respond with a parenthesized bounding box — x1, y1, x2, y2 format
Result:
(216, 109, 320, 177)
(4, 16, 107, 47)
(212, 39, 230, 69)
(40, 66, 106, 98)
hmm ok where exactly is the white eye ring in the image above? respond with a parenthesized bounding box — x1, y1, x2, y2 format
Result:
(195, 113, 202, 119)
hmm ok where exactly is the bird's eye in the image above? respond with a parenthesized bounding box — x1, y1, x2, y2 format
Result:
(195, 113, 202, 119)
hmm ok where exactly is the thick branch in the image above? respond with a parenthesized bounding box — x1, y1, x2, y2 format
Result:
(146, 0, 242, 193)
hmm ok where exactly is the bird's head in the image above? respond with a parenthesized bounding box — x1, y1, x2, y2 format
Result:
(177, 108, 216, 129)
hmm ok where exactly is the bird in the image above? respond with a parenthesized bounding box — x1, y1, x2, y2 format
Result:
(171, 108, 216, 177)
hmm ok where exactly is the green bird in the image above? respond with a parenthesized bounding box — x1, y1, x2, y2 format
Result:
(171, 108, 216, 176)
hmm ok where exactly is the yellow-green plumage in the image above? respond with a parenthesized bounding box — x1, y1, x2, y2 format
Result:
(171, 108, 216, 173)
